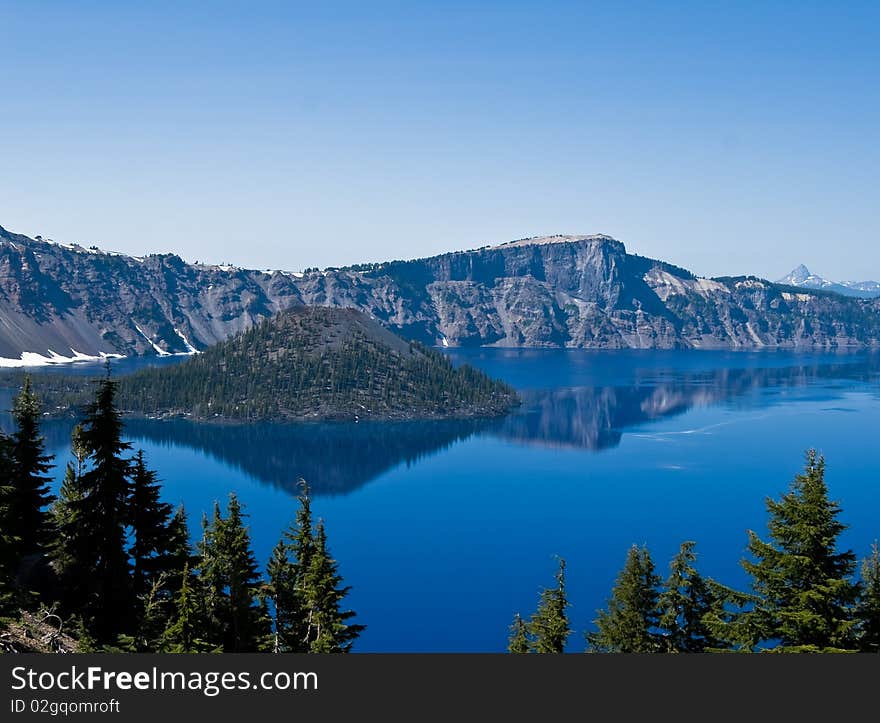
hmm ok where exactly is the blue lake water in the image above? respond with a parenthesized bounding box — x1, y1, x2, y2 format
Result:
(5, 349, 880, 651)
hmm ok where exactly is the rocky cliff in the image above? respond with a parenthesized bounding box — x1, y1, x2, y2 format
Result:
(1, 224, 879, 360)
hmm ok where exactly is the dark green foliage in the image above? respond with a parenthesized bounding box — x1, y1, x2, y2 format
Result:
(3, 373, 364, 654)
(301, 520, 365, 653)
(48, 425, 98, 621)
(0, 435, 18, 612)
(199, 495, 272, 652)
(731, 451, 859, 652)
(526, 558, 570, 653)
(127, 450, 187, 649)
(8, 377, 54, 560)
(160, 563, 216, 653)
(267, 482, 314, 653)
(657, 541, 726, 652)
(267, 541, 298, 652)
(587, 545, 661, 653)
(857, 542, 880, 653)
(52, 375, 134, 642)
(113, 307, 516, 421)
(23, 308, 518, 422)
(129, 450, 175, 604)
(507, 558, 570, 653)
(507, 613, 530, 654)
(49, 463, 89, 619)
(267, 482, 363, 653)
(163, 506, 195, 596)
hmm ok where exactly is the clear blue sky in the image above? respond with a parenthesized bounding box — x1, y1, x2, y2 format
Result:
(1, 1, 877, 280)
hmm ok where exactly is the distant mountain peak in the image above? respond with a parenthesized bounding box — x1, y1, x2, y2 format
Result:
(777, 264, 814, 285)
(777, 264, 880, 299)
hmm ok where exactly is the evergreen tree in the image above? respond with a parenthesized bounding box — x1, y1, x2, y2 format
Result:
(857, 542, 880, 653)
(8, 377, 54, 561)
(163, 505, 195, 595)
(70, 424, 88, 477)
(50, 426, 90, 609)
(657, 541, 724, 652)
(733, 451, 859, 652)
(199, 494, 271, 652)
(587, 545, 661, 653)
(267, 481, 314, 653)
(526, 558, 570, 653)
(0, 435, 18, 612)
(128, 450, 174, 603)
(507, 613, 530, 654)
(50, 463, 85, 602)
(160, 563, 215, 653)
(53, 375, 134, 642)
(302, 521, 365, 653)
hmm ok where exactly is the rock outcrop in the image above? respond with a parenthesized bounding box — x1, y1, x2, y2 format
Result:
(2, 224, 879, 358)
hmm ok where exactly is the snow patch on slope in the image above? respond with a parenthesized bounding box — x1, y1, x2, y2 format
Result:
(134, 324, 171, 357)
(0, 349, 124, 368)
(173, 328, 199, 354)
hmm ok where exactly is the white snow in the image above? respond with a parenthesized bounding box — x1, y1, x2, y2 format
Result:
(42, 238, 78, 251)
(735, 279, 767, 290)
(645, 269, 729, 298)
(0, 349, 124, 368)
(695, 278, 728, 294)
(173, 327, 199, 354)
(782, 291, 814, 302)
(134, 323, 171, 356)
(645, 269, 691, 297)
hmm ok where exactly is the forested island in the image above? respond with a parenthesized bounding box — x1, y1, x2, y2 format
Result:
(5, 307, 518, 423)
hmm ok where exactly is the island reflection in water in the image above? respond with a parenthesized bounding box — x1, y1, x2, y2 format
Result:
(87, 354, 880, 496)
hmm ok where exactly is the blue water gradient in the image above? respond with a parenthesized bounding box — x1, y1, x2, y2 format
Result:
(5, 349, 880, 651)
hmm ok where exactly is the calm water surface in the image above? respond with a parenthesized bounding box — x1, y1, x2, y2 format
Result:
(5, 349, 880, 651)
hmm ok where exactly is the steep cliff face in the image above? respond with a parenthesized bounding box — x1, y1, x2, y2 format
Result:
(297, 235, 880, 350)
(1, 224, 878, 360)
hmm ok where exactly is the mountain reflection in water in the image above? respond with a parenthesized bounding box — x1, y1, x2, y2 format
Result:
(4, 354, 879, 497)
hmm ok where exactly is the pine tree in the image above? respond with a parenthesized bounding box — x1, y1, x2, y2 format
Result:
(163, 505, 195, 595)
(128, 450, 174, 603)
(526, 557, 570, 653)
(160, 563, 215, 653)
(857, 542, 880, 653)
(199, 494, 271, 652)
(657, 541, 724, 652)
(53, 375, 134, 642)
(0, 435, 18, 612)
(267, 481, 314, 653)
(302, 521, 365, 653)
(70, 424, 88, 477)
(8, 377, 54, 561)
(50, 464, 84, 601)
(507, 613, 530, 653)
(50, 427, 90, 608)
(587, 545, 661, 653)
(733, 451, 859, 652)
